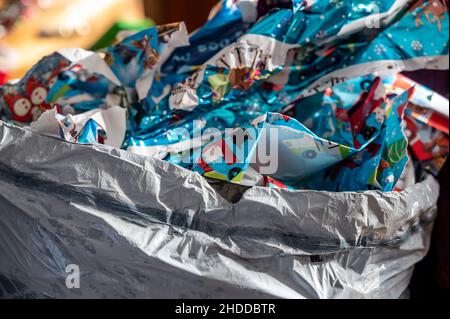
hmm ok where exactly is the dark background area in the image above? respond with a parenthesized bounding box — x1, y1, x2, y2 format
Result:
(405, 70, 449, 298)
(143, 0, 217, 32)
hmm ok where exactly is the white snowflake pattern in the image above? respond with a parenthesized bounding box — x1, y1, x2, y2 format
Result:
(411, 40, 423, 51)
(374, 44, 387, 56)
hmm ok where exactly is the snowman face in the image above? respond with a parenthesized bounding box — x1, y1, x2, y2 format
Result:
(30, 87, 47, 105)
(13, 98, 32, 117)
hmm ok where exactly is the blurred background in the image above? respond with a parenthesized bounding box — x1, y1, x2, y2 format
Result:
(0, 0, 448, 298)
(0, 0, 216, 81)
(143, 0, 216, 30)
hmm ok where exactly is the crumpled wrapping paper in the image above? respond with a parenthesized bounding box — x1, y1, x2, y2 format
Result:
(0, 0, 448, 192)
(191, 85, 414, 191)
(0, 121, 439, 298)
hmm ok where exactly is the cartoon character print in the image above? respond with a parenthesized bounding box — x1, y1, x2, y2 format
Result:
(208, 67, 258, 101)
(26, 78, 49, 107)
(427, 134, 449, 166)
(26, 77, 52, 120)
(373, 107, 386, 124)
(7, 74, 64, 123)
(3, 93, 33, 123)
(375, 159, 395, 186)
(229, 67, 263, 91)
(347, 77, 384, 147)
(169, 71, 202, 109)
(214, 44, 271, 94)
(208, 71, 229, 103)
(334, 106, 350, 123)
(405, 114, 449, 173)
(57, 115, 79, 142)
(132, 35, 159, 70)
(410, 0, 448, 31)
(106, 44, 136, 66)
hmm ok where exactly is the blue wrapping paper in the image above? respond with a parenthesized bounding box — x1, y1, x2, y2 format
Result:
(0, 0, 448, 192)
(190, 86, 413, 191)
(126, 0, 448, 156)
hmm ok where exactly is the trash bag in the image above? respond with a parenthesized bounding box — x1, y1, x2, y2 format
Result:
(0, 121, 439, 299)
(0, 0, 447, 299)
